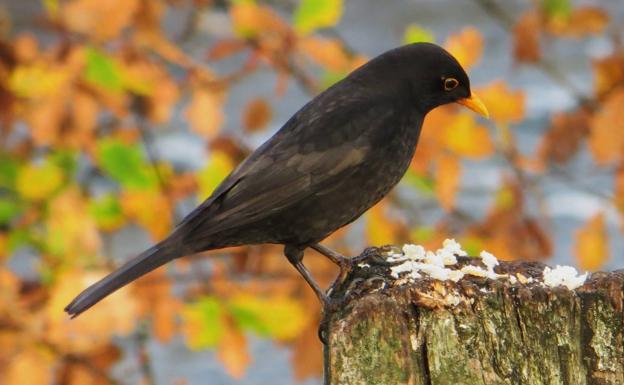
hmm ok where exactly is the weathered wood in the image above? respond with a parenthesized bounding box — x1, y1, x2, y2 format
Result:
(323, 247, 624, 385)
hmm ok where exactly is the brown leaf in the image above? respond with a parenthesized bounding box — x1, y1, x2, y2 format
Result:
(589, 89, 624, 165)
(208, 39, 248, 61)
(537, 107, 590, 165)
(243, 98, 272, 132)
(513, 11, 541, 63)
(435, 154, 461, 211)
(574, 213, 609, 271)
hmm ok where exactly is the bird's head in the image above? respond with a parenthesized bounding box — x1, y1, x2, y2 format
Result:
(353, 42, 489, 118)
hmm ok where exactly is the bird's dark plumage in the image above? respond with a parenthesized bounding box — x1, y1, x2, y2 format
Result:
(65, 42, 488, 317)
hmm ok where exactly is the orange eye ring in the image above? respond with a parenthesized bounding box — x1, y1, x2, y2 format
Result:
(444, 77, 459, 91)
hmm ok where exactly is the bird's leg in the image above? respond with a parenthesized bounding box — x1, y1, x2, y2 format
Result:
(310, 243, 350, 269)
(284, 245, 329, 306)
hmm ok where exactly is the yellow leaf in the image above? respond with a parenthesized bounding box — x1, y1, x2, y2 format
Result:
(185, 89, 224, 140)
(9, 63, 71, 98)
(243, 98, 272, 132)
(476, 80, 525, 124)
(121, 189, 172, 241)
(444, 26, 483, 70)
(198, 151, 235, 200)
(435, 154, 461, 211)
(46, 269, 138, 353)
(16, 161, 64, 201)
(46, 187, 101, 258)
(574, 213, 609, 271)
(589, 89, 624, 165)
(443, 113, 493, 158)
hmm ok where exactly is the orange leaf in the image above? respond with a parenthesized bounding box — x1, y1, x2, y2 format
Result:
(444, 26, 483, 70)
(589, 89, 624, 165)
(435, 154, 461, 211)
(366, 202, 401, 247)
(476, 80, 525, 124)
(297, 36, 351, 72)
(230, 2, 289, 38)
(513, 11, 541, 63)
(62, 0, 140, 41)
(593, 51, 624, 98)
(5, 350, 54, 385)
(243, 98, 272, 132)
(185, 89, 224, 140)
(615, 163, 624, 231)
(442, 113, 493, 158)
(121, 189, 172, 240)
(545, 6, 609, 38)
(574, 213, 609, 271)
(46, 270, 138, 353)
(218, 319, 251, 379)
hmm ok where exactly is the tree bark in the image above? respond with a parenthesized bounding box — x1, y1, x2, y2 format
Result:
(323, 247, 624, 385)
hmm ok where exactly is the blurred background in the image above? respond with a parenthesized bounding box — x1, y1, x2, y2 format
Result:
(1, 0, 623, 384)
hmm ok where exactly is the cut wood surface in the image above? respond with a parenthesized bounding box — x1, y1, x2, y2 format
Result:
(323, 246, 624, 385)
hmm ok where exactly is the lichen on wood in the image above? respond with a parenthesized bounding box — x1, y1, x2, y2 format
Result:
(323, 246, 624, 385)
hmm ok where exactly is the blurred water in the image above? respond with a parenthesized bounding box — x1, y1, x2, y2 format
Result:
(4, 0, 624, 384)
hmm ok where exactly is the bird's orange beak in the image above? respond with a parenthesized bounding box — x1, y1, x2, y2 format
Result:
(456, 93, 489, 119)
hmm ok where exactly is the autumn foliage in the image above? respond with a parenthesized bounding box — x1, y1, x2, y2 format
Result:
(0, 0, 622, 383)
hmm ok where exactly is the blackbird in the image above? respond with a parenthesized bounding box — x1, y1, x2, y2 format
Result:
(65, 42, 488, 317)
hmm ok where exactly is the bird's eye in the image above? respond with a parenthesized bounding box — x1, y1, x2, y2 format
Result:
(443, 77, 459, 91)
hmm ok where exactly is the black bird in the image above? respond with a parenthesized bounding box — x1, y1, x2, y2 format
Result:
(65, 42, 488, 317)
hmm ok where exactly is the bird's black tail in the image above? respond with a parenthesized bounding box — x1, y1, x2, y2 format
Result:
(64, 241, 180, 318)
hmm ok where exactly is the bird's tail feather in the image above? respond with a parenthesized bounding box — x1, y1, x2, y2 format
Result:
(64, 242, 180, 318)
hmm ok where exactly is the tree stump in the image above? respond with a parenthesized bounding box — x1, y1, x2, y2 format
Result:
(323, 246, 624, 385)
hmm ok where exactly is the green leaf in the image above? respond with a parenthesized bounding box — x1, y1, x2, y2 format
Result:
(321, 70, 347, 90)
(403, 24, 435, 44)
(0, 155, 19, 189)
(459, 236, 484, 257)
(97, 139, 157, 190)
(89, 194, 126, 231)
(84, 47, 124, 92)
(403, 169, 435, 195)
(183, 297, 224, 349)
(0, 197, 22, 226)
(229, 295, 307, 340)
(542, 0, 571, 19)
(7, 228, 38, 253)
(410, 226, 434, 243)
(294, 0, 344, 35)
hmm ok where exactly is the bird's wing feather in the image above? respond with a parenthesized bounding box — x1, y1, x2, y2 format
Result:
(172, 97, 396, 242)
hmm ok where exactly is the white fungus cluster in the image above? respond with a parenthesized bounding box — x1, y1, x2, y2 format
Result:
(386, 239, 588, 291)
(542, 265, 588, 290)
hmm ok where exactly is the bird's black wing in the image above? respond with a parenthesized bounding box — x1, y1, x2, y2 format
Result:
(171, 97, 397, 243)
